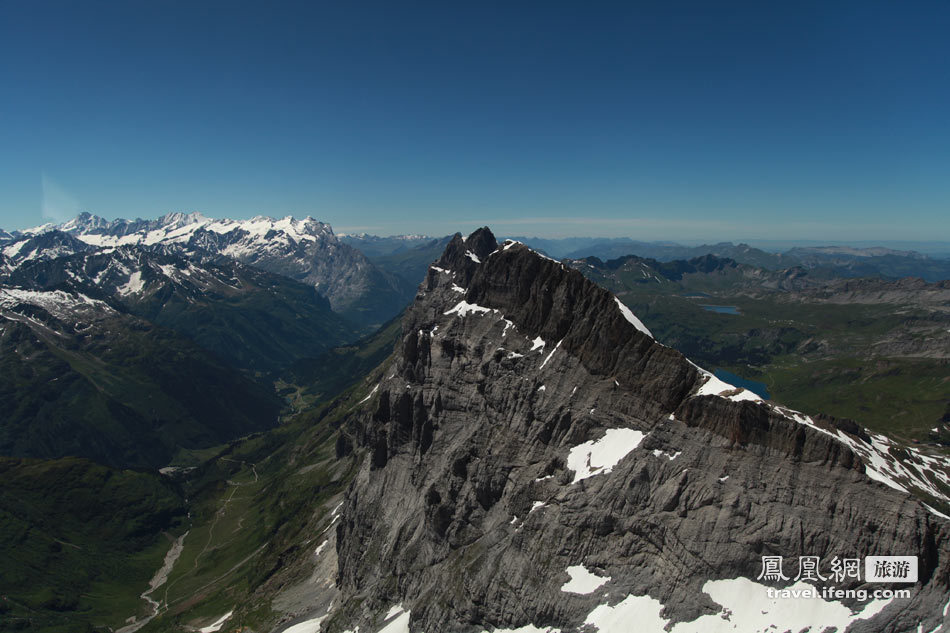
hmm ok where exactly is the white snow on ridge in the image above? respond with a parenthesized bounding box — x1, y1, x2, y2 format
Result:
(683, 362, 950, 512)
(560, 565, 610, 594)
(0, 288, 112, 319)
(466, 251, 481, 263)
(497, 239, 567, 270)
(567, 428, 646, 483)
(692, 366, 762, 403)
(613, 296, 652, 338)
(925, 504, 950, 521)
(384, 605, 405, 620)
(529, 336, 546, 351)
(376, 606, 411, 633)
(2, 239, 29, 258)
(158, 264, 182, 280)
(775, 405, 950, 510)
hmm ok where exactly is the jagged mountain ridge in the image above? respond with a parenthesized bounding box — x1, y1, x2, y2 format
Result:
(313, 228, 950, 633)
(5, 212, 415, 327)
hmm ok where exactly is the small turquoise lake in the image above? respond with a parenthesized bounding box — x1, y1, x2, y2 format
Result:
(700, 305, 741, 315)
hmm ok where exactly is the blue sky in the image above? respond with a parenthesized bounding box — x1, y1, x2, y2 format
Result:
(1, 1, 947, 241)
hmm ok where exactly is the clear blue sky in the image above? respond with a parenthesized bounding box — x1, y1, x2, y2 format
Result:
(1, 1, 948, 241)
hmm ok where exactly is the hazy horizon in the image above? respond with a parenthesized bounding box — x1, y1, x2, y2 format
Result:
(1, 3, 948, 244)
(4, 209, 950, 256)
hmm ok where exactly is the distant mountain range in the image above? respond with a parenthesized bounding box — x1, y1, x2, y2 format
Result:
(2, 212, 417, 327)
(338, 233, 438, 257)
(506, 236, 950, 281)
(315, 231, 950, 282)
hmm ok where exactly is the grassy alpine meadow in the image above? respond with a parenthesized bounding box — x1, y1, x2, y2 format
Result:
(749, 356, 949, 442)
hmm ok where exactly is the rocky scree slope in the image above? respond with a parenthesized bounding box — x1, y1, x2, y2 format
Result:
(324, 228, 950, 633)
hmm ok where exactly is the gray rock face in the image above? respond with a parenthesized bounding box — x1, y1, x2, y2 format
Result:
(326, 228, 950, 633)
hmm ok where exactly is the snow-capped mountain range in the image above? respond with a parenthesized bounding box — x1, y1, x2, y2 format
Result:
(2, 212, 416, 326)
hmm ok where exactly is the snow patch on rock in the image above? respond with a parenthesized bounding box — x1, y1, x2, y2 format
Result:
(560, 565, 610, 594)
(567, 428, 646, 483)
(444, 301, 495, 317)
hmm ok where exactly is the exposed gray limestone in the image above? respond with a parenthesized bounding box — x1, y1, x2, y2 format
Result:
(324, 228, 949, 633)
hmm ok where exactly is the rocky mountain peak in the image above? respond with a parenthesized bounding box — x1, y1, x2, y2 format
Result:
(60, 211, 113, 232)
(427, 231, 689, 415)
(434, 227, 498, 284)
(324, 226, 950, 633)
